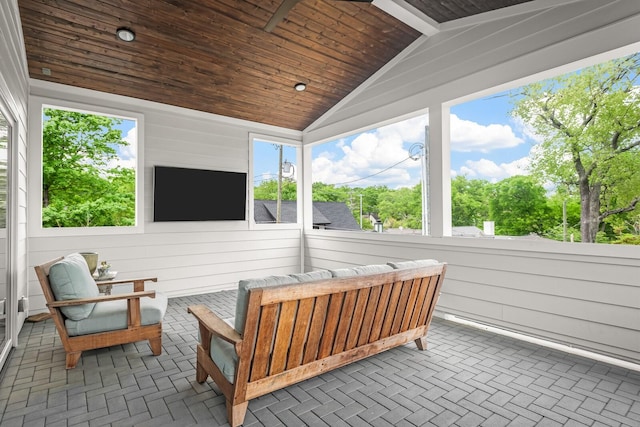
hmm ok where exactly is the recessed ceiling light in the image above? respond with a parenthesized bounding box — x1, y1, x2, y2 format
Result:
(294, 82, 306, 91)
(116, 27, 136, 42)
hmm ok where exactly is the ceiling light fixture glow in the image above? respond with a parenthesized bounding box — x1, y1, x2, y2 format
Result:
(294, 82, 306, 91)
(116, 27, 136, 42)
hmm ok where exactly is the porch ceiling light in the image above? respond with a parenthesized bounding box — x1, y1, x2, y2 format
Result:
(294, 82, 306, 91)
(116, 27, 136, 42)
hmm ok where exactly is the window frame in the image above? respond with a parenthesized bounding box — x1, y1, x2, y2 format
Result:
(28, 96, 144, 236)
(249, 133, 302, 230)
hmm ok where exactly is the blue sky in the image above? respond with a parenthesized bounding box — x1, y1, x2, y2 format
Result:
(113, 118, 137, 170)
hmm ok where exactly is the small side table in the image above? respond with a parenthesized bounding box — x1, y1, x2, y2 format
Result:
(95, 271, 118, 295)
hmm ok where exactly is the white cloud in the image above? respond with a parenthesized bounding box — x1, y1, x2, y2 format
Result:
(456, 156, 530, 182)
(312, 118, 427, 188)
(451, 114, 524, 152)
(107, 126, 137, 170)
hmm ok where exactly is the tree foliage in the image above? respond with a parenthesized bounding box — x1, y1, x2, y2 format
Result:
(451, 176, 490, 227)
(489, 175, 551, 236)
(511, 53, 640, 242)
(42, 108, 135, 227)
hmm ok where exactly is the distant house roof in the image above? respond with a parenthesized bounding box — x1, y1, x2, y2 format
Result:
(254, 200, 361, 230)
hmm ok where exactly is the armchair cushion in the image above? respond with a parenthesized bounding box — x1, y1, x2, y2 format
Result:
(65, 292, 168, 336)
(48, 253, 100, 320)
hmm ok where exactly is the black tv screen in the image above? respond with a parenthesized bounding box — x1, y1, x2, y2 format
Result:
(153, 166, 247, 221)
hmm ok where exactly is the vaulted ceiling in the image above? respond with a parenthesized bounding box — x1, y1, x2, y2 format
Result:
(18, 0, 534, 130)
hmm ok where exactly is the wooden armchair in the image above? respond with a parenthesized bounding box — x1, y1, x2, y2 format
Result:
(35, 254, 168, 369)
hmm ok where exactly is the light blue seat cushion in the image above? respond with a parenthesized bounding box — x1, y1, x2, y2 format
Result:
(329, 264, 393, 278)
(48, 253, 100, 320)
(65, 292, 168, 336)
(387, 259, 440, 269)
(234, 275, 298, 333)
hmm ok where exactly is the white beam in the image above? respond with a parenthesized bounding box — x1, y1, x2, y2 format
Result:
(372, 0, 440, 36)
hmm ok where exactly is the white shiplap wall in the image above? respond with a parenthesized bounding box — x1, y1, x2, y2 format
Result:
(26, 81, 304, 313)
(304, 231, 640, 365)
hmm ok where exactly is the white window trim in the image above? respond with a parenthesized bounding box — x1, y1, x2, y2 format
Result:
(249, 133, 303, 230)
(28, 96, 144, 236)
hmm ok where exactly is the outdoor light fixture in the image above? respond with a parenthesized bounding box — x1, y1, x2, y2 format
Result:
(294, 82, 306, 91)
(116, 27, 136, 42)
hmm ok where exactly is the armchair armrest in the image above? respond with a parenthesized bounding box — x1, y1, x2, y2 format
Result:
(96, 277, 158, 292)
(188, 304, 242, 353)
(48, 290, 156, 308)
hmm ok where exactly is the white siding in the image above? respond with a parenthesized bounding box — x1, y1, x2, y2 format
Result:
(27, 81, 304, 312)
(0, 0, 30, 341)
(304, 231, 640, 365)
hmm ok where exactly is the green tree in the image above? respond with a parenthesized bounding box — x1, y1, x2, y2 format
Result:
(42, 108, 135, 227)
(377, 185, 421, 229)
(511, 53, 640, 242)
(254, 179, 297, 201)
(451, 175, 491, 227)
(489, 175, 550, 236)
(311, 182, 349, 202)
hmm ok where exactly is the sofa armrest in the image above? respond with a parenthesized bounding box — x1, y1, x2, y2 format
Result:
(188, 304, 242, 353)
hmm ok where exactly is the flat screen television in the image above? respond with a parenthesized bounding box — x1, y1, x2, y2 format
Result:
(153, 166, 247, 221)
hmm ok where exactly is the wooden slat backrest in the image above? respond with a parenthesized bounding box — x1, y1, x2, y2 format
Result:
(236, 264, 446, 398)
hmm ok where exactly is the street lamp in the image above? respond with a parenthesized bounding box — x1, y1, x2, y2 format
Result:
(282, 160, 295, 177)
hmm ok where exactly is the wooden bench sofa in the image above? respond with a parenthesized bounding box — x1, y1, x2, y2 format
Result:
(188, 259, 447, 426)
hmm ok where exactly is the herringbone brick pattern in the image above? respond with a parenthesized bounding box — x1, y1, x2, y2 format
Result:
(0, 290, 639, 426)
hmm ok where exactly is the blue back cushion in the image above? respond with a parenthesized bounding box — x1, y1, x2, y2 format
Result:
(234, 275, 298, 333)
(48, 253, 100, 320)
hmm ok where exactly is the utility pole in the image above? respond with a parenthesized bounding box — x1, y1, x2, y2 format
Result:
(422, 126, 430, 236)
(563, 199, 567, 242)
(276, 144, 283, 223)
(359, 194, 363, 229)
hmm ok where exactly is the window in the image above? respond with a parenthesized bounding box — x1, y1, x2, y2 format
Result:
(310, 114, 429, 233)
(29, 98, 144, 236)
(251, 135, 300, 225)
(448, 51, 640, 245)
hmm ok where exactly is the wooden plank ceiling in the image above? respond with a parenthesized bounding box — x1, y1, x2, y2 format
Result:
(18, 0, 533, 131)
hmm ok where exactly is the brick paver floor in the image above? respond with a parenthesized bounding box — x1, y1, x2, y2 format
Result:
(0, 290, 639, 426)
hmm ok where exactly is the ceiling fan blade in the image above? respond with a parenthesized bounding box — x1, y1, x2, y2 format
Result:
(264, 0, 302, 32)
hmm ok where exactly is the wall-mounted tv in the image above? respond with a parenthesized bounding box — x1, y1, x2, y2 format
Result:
(153, 166, 247, 221)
